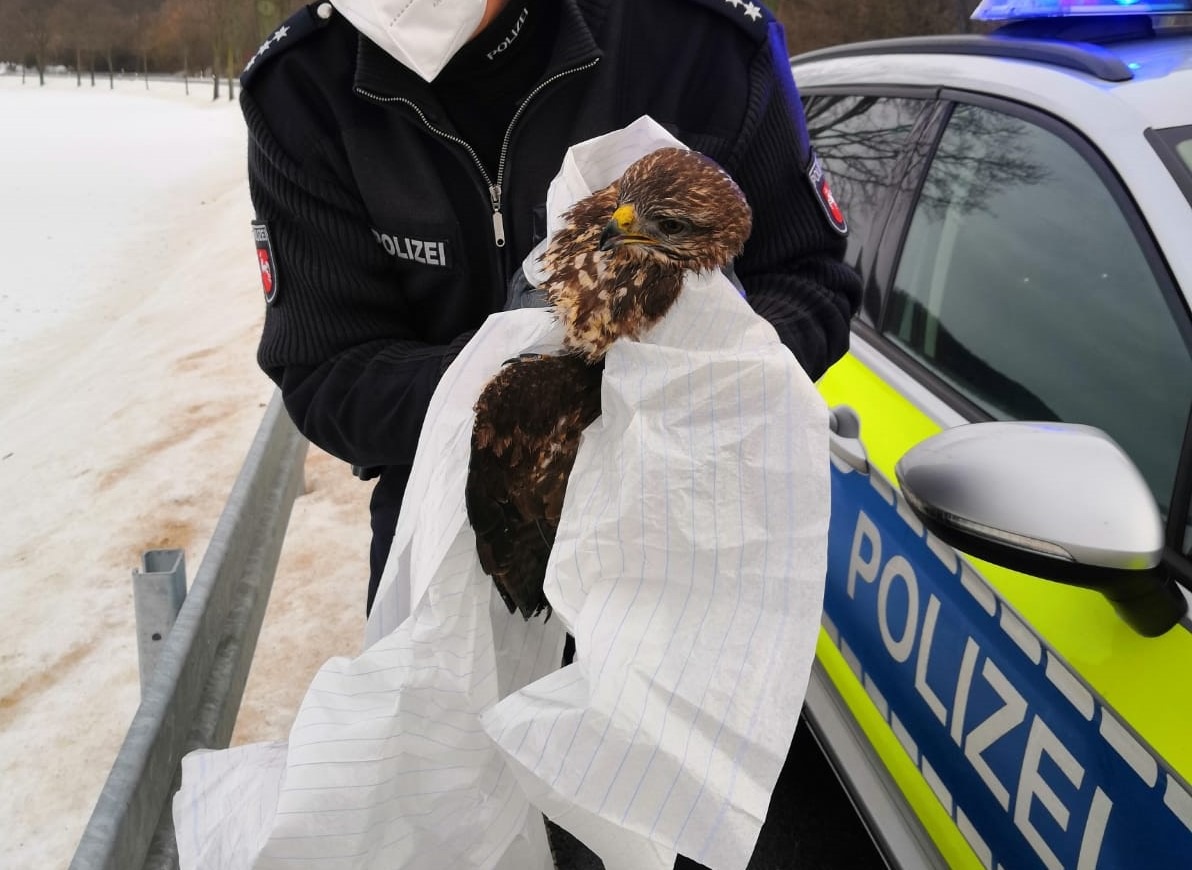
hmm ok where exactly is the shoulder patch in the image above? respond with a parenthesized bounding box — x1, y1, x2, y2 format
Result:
(684, 0, 774, 39)
(807, 148, 848, 237)
(241, 2, 335, 88)
(253, 220, 281, 305)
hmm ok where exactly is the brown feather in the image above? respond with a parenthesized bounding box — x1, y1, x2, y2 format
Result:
(467, 147, 751, 619)
(467, 354, 603, 619)
(542, 147, 752, 360)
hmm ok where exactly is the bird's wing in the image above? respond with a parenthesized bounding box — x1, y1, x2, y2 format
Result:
(466, 354, 604, 619)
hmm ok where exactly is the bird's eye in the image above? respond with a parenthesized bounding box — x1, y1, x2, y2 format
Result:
(657, 218, 689, 236)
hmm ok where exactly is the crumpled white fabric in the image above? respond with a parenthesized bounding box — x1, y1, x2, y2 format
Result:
(173, 116, 829, 870)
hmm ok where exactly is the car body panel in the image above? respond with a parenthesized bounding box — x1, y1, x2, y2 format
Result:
(816, 344, 1192, 866)
(789, 26, 1192, 867)
(812, 632, 982, 868)
(821, 348, 1192, 781)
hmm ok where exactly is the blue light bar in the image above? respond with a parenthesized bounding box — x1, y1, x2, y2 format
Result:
(973, 0, 1192, 19)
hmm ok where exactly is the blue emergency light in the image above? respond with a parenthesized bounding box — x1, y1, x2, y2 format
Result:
(973, 0, 1192, 18)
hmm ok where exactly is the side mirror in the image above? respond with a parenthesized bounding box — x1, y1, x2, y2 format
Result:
(894, 421, 1187, 637)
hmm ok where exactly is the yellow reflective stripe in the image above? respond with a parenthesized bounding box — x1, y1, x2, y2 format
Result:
(818, 354, 1192, 784)
(816, 630, 984, 868)
(819, 356, 941, 479)
(974, 559, 1192, 781)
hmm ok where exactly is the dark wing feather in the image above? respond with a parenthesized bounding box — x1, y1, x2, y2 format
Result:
(466, 354, 604, 619)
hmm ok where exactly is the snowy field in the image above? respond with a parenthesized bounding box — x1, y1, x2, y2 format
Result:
(0, 73, 365, 867)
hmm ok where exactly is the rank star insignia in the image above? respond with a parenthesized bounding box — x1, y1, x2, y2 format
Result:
(243, 24, 288, 74)
(725, 0, 744, 7)
(244, 36, 270, 72)
(744, 2, 762, 20)
(240, 4, 331, 86)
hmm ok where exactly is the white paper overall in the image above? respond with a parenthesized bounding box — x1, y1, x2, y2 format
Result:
(173, 116, 830, 870)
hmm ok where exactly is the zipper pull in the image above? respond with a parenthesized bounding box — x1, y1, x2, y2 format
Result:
(489, 184, 506, 248)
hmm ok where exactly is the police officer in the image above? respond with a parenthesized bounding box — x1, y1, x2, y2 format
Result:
(240, 0, 861, 615)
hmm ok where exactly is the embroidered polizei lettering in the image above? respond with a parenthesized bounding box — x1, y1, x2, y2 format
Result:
(371, 229, 450, 268)
(486, 7, 529, 60)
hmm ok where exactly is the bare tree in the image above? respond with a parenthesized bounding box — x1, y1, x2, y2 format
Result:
(151, 0, 209, 93)
(2, 0, 986, 85)
(775, 0, 970, 54)
(0, 0, 18, 68)
(10, 0, 57, 85)
(69, 0, 132, 89)
(186, 0, 225, 99)
(49, 0, 91, 86)
(218, 0, 254, 101)
(804, 93, 1048, 223)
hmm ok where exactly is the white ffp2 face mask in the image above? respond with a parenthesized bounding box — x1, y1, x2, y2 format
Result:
(333, 0, 489, 82)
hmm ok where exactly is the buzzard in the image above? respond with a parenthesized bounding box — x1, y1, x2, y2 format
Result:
(466, 147, 753, 619)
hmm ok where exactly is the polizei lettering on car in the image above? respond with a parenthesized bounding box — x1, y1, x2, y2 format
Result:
(823, 460, 1192, 869)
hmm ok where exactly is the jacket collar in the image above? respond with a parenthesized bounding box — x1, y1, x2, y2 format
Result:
(352, 0, 602, 101)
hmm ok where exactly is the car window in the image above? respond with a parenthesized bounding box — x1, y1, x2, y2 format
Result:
(884, 103, 1192, 520)
(1150, 125, 1192, 208)
(1162, 124, 1192, 181)
(802, 94, 931, 270)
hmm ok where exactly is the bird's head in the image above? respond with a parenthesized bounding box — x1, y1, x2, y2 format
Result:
(597, 147, 752, 273)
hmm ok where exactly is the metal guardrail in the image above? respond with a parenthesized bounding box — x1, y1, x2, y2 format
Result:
(70, 391, 308, 870)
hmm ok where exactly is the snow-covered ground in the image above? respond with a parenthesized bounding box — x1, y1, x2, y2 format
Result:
(0, 73, 365, 868)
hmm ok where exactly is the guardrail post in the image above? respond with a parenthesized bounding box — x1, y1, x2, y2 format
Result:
(133, 550, 187, 693)
(69, 391, 308, 870)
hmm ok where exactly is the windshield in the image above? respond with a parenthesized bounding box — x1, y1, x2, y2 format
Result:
(1154, 125, 1192, 206)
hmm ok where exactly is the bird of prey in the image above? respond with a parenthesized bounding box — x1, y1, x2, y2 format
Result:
(466, 146, 753, 619)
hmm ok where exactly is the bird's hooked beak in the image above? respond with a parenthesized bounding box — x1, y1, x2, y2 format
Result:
(600, 204, 654, 251)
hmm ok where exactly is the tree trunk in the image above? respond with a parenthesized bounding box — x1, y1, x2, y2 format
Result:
(76, 48, 82, 86)
(143, 52, 149, 89)
(226, 44, 235, 102)
(212, 45, 220, 100)
(107, 48, 114, 89)
(184, 46, 189, 95)
(955, 0, 973, 32)
(37, 56, 45, 86)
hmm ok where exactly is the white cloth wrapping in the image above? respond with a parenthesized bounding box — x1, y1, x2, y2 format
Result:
(172, 116, 830, 870)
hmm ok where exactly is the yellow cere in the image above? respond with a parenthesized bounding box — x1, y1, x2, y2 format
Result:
(612, 204, 636, 229)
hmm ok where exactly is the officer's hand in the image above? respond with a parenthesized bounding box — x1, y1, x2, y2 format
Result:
(503, 265, 549, 311)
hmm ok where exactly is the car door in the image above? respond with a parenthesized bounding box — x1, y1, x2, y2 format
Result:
(804, 87, 1192, 870)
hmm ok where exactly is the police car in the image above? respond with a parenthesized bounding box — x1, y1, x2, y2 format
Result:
(790, 1, 1192, 868)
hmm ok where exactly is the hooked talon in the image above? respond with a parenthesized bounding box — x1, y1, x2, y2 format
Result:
(502, 352, 548, 367)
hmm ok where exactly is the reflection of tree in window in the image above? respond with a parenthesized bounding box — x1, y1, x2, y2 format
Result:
(803, 95, 929, 265)
(886, 103, 1192, 517)
(916, 107, 1049, 219)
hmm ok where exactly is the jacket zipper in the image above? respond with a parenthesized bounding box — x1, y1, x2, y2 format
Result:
(355, 57, 599, 251)
(490, 57, 600, 245)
